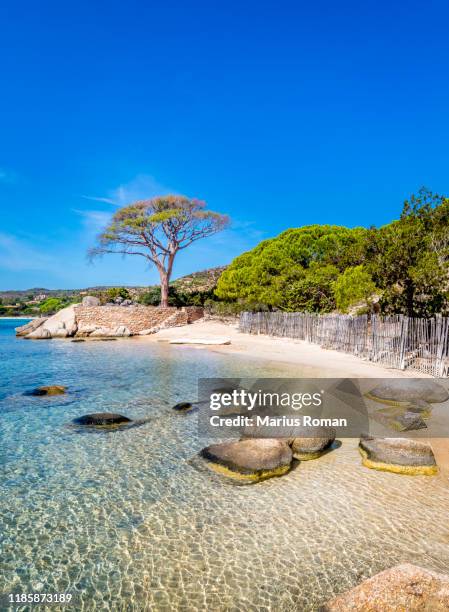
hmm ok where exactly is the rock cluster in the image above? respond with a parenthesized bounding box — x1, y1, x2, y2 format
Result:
(197, 425, 336, 483)
(19, 306, 77, 339)
(366, 379, 449, 431)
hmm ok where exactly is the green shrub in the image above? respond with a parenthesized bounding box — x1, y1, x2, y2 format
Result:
(39, 298, 65, 314)
(333, 265, 378, 313)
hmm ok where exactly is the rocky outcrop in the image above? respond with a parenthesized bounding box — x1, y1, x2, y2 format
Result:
(26, 305, 78, 339)
(26, 327, 52, 339)
(290, 427, 336, 460)
(26, 385, 66, 396)
(18, 304, 204, 339)
(15, 318, 47, 336)
(199, 438, 293, 483)
(322, 563, 449, 611)
(359, 434, 438, 475)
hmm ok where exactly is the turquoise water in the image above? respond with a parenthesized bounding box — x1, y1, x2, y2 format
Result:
(2, 319, 449, 611)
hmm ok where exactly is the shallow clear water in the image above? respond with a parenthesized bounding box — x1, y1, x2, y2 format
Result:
(1, 319, 449, 611)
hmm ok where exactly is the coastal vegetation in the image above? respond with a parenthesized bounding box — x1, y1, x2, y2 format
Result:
(216, 189, 449, 317)
(89, 195, 229, 307)
(0, 267, 224, 316)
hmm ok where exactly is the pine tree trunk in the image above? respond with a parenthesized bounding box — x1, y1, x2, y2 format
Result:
(160, 272, 169, 308)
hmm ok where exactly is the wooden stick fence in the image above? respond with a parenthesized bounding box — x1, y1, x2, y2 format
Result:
(239, 311, 449, 377)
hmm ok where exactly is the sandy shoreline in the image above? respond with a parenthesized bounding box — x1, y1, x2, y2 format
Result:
(141, 319, 449, 472)
(143, 319, 427, 379)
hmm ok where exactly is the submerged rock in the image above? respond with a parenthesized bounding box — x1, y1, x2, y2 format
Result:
(73, 413, 133, 427)
(322, 563, 449, 611)
(199, 438, 292, 483)
(371, 407, 427, 432)
(290, 427, 336, 460)
(172, 402, 195, 412)
(359, 434, 438, 475)
(26, 385, 67, 396)
(71, 338, 85, 343)
(366, 379, 449, 408)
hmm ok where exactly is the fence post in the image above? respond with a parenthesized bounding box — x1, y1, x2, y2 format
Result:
(398, 315, 409, 370)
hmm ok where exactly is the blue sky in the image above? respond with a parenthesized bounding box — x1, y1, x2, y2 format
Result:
(1, 0, 449, 289)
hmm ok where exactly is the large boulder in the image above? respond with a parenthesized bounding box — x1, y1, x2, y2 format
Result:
(26, 327, 52, 339)
(359, 434, 438, 475)
(25, 305, 78, 339)
(76, 324, 100, 337)
(290, 427, 336, 460)
(15, 318, 47, 336)
(199, 438, 292, 483)
(114, 325, 132, 337)
(366, 379, 449, 408)
(88, 326, 131, 338)
(82, 296, 100, 307)
(73, 413, 133, 427)
(322, 563, 449, 611)
(89, 327, 115, 337)
(241, 422, 336, 460)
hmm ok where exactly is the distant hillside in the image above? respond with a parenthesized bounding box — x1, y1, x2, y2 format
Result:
(0, 266, 227, 303)
(171, 266, 227, 293)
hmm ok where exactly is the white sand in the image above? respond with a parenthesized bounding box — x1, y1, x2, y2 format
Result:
(142, 318, 427, 379)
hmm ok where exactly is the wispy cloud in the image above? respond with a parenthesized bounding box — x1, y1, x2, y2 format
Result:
(0, 232, 56, 272)
(81, 195, 116, 205)
(73, 209, 112, 233)
(82, 174, 173, 207)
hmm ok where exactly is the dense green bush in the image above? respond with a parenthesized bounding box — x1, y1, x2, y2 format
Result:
(216, 225, 368, 312)
(333, 265, 378, 313)
(39, 298, 66, 314)
(216, 189, 449, 317)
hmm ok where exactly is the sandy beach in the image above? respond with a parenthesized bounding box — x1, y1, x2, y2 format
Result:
(144, 319, 427, 379)
(142, 319, 449, 472)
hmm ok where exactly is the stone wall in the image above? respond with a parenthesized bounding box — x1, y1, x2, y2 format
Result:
(74, 305, 203, 335)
